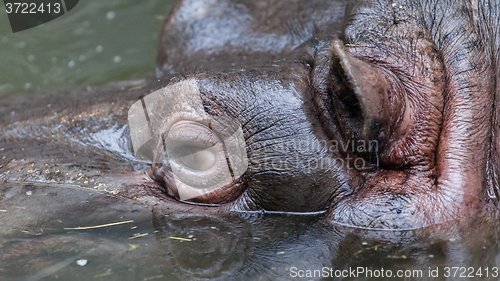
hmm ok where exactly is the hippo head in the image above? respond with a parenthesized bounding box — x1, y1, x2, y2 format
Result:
(4, 1, 500, 279)
(119, 0, 497, 230)
(1, 0, 493, 233)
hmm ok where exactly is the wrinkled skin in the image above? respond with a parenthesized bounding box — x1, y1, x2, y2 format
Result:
(3, 0, 500, 279)
(154, 0, 500, 229)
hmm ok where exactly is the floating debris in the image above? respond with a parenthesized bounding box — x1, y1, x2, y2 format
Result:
(64, 220, 134, 230)
(76, 259, 88, 266)
(128, 244, 140, 251)
(95, 268, 112, 278)
(0, 210, 6, 212)
(354, 245, 382, 255)
(166, 236, 192, 242)
(129, 233, 149, 240)
(277, 251, 285, 255)
(387, 255, 407, 259)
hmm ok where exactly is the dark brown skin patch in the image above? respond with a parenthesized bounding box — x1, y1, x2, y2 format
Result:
(106, 0, 500, 228)
(2, 0, 500, 230)
(154, 0, 500, 229)
(326, 0, 497, 228)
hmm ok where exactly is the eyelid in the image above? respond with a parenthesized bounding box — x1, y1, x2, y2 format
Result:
(149, 113, 248, 204)
(164, 120, 220, 150)
(161, 120, 233, 200)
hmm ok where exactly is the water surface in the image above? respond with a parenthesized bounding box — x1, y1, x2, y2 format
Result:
(0, 0, 174, 93)
(1, 1, 500, 280)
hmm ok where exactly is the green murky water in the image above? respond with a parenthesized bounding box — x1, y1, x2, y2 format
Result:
(0, 0, 175, 93)
(3, 183, 500, 281)
(2, 1, 500, 280)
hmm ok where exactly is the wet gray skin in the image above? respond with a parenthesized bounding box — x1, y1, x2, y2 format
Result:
(3, 0, 500, 280)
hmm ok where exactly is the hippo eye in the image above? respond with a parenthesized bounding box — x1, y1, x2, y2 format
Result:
(175, 145, 216, 171)
(162, 120, 238, 203)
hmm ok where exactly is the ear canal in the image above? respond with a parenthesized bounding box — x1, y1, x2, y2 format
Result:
(330, 39, 403, 146)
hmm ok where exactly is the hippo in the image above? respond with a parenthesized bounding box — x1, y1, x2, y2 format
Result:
(143, 0, 498, 229)
(2, 0, 500, 279)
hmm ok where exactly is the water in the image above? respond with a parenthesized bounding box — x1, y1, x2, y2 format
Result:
(2, 0, 500, 280)
(2, 182, 500, 280)
(0, 0, 174, 93)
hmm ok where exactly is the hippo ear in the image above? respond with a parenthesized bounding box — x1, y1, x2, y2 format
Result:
(317, 39, 406, 150)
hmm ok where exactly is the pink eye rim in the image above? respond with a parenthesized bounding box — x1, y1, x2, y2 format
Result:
(160, 119, 243, 203)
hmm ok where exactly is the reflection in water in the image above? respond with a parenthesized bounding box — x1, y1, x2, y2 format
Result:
(152, 211, 252, 279)
(150, 208, 500, 281)
(1, 183, 500, 280)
